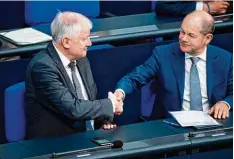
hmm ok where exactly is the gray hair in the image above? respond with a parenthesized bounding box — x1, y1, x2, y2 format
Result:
(51, 11, 93, 43)
(200, 19, 215, 35)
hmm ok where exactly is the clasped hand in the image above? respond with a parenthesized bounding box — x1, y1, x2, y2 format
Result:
(108, 91, 124, 115)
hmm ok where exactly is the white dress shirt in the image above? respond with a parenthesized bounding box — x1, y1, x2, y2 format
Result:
(182, 48, 209, 112)
(196, 2, 203, 11)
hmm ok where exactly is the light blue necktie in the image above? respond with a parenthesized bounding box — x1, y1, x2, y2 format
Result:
(69, 61, 94, 131)
(190, 57, 203, 111)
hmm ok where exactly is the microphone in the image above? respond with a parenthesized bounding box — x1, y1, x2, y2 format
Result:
(111, 140, 123, 148)
(51, 140, 123, 158)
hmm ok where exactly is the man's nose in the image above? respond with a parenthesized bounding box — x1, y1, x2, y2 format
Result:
(180, 34, 188, 42)
(88, 38, 92, 46)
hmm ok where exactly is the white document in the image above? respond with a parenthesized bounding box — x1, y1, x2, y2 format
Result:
(0, 28, 52, 45)
(169, 111, 222, 127)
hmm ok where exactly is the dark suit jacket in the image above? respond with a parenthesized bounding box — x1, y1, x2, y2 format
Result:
(155, 2, 233, 16)
(155, 2, 196, 16)
(116, 42, 233, 120)
(25, 42, 113, 139)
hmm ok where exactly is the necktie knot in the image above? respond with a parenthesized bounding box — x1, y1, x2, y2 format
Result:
(191, 57, 200, 65)
(68, 61, 76, 70)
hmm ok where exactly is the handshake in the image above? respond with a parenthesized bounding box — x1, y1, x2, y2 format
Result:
(108, 90, 124, 115)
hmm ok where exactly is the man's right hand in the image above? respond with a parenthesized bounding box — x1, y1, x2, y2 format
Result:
(114, 90, 124, 101)
(108, 92, 123, 115)
(203, 1, 230, 15)
(114, 90, 125, 115)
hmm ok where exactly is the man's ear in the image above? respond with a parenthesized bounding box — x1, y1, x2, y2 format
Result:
(61, 37, 71, 49)
(204, 33, 213, 45)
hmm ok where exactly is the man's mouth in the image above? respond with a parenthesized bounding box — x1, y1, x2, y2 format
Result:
(180, 42, 189, 47)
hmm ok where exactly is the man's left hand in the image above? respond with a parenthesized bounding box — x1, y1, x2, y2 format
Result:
(102, 123, 117, 130)
(209, 102, 230, 119)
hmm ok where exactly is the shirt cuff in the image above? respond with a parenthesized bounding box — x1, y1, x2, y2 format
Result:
(196, 2, 203, 10)
(115, 88, 125, 100)
(108, 97, 116, 112)
(218, 101, 231, 109)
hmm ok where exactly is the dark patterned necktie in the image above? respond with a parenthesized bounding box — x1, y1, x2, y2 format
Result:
(190, 57, 203, 111)
(69, 61, 94, 131)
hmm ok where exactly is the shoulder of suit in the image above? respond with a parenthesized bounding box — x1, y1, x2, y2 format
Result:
(208, 44, 232, 59)
(29, 49, 54, 67)
(153, 42, 179, 54)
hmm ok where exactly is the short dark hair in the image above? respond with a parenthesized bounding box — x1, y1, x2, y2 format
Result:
(200, 19, 215, 35)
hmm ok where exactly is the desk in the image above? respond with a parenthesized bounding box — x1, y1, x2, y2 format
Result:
(19, 120, 185, 158)
(0, 113, 232, 159)
(21, 120, 191, 159)
(0, 142, 34, 159)
(160, 113, 233, 159)
(0, 13, 232, 58)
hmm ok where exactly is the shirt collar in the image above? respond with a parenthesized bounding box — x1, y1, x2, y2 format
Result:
(53, 42, 73, 68)
(185, 47, 207, 62)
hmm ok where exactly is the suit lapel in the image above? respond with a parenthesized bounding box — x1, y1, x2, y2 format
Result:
(206, 45, 218, 104)
(46, 42, 77, 97)
(57, 64, 77, 98)
(76, 60, 92, 100)
(172, 46, 185, 106)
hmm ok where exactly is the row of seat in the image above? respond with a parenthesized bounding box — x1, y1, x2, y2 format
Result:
(0, 1, 155, 30)
(0, 1, 158, 54)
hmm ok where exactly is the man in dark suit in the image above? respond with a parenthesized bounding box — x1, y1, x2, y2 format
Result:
(155, 1, 231, 16)
(114, 10, 232, 120)
(25, 11, 123, 139)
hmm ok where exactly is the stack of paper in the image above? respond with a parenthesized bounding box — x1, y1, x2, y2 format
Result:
(0, 28, 52, 46)
(169, 111, 222, 127)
